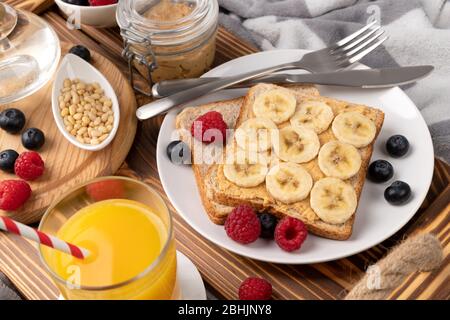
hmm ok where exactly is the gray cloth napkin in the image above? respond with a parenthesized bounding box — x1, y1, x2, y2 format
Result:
(219, 0, 450, 163)
(0, 272, 21, 300)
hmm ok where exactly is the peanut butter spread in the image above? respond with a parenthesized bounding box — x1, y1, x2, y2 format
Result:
(133, 0, 216, 83)
(143, 0, 194, 22)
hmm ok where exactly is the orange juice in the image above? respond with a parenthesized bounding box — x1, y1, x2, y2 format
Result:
(42, 199, 178, 300)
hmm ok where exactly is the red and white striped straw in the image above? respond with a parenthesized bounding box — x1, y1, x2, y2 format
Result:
(0, 216, 89, 259)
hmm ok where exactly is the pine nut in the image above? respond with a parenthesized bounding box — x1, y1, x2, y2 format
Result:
(64, 79, 71, 88)
(101, 113, 109, 122)
(76, 135, 84, 144)
(103, 100, 112, 108)
(59, 78, 115, 145)
(64, 92, 71, 102)
(90, 129, 101, 137)
(82, 116, 90, 125)
(61, 108, 69, 117)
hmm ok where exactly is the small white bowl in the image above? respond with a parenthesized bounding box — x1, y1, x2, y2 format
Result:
(52, 53, 120, 151)
(54, 0, 118, 28)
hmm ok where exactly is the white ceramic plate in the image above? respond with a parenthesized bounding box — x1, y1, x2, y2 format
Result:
(157, 49, 434, 264)
(52, 54, 120, 151)
(55, 0, 118, 28)
(176, 251, 207, 300)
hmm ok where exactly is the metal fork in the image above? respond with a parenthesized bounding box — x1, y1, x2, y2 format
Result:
(136, 21, 387, 120)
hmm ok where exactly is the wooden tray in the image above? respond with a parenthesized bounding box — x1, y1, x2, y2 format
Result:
(0, 42, 137, 224)
(0, 2, 448, 300)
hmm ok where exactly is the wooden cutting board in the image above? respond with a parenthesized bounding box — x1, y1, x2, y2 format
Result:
(0, 42, 137, 224)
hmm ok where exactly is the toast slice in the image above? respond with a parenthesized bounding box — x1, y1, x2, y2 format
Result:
(175, 98, 242, 223)
(175, 84, 320, 224)
(209, 83, 384, 240)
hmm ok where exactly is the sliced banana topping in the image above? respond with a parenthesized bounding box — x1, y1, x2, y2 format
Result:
(290, 100, 334, 134)
(253, 89, 297, 124)
(223, 151, 269, 188)
(332, 111, 376, 148)
(273, 126, 320, 163)
(266, 162, 313, 204)
(235, 118, 277, 152)
(310, 177, 357, 224)
(318, 141, 362, 180)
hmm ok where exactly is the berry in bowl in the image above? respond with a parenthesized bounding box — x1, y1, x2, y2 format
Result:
(55, 0, 118, 28)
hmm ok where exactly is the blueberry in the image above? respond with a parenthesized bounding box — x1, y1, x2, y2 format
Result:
(166, 140, 191, 165)
(69, 45, 91, 62)
(63, 0, 89, 6)
(384, 181, 411, 205)
(0, 108, 26, 134)
(0, 150, 19, 173)
(368, 160, 394, 183)
(22, 128, 45, 150)
(386, 135, 409, 157)
(258, 212, 277, 239)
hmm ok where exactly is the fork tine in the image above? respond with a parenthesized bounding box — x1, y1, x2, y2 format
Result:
(334, 20, 377, 48)
(344, 29, 386, 57)
(347, 36, 388, 64)
(338, 25, 381, 52)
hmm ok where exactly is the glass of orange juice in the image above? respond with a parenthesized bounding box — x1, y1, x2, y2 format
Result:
(38, 176, 179, 300)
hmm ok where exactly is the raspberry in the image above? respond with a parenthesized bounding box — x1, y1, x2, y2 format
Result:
(0, 180, 32, 211)
(274, 217, 308, 252)
(86, 179, 125, 201)
(14, 151, 45, 181)
(224, 205, 260, 244)
(239, 277, 272, 300)
(89, 0, 117, 6)
(191, 111, 227, 144)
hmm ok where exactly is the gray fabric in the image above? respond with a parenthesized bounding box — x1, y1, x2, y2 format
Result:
(219, 0, 450, 163)
(0, 272, 21, 300)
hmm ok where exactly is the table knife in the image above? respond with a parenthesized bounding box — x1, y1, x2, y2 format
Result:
(152, 66, 434, 98)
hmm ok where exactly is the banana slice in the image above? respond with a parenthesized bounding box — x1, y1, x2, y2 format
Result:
(332, 111, 376, 147)
(266, 162, 313, 204)
(273, 126, 320, 163)
(310, 177, 357, 224)
(318, 141, 362, 179)
(235, 118, 277, 152)
(223, 151, 269, 187)
(290, 100, 334, 134)
(253, 89, 297, 124)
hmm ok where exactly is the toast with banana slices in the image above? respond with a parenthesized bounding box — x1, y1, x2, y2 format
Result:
(175, 84, 320, 224)
(208, 83, 384, 240)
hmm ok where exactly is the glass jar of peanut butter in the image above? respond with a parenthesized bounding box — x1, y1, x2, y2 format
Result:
(117, 0, 218, 95)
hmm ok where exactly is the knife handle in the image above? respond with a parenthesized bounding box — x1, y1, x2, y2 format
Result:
(152, 78, 217, 98)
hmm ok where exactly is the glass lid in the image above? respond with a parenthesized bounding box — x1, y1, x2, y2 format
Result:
(0, 3, 60, 105)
